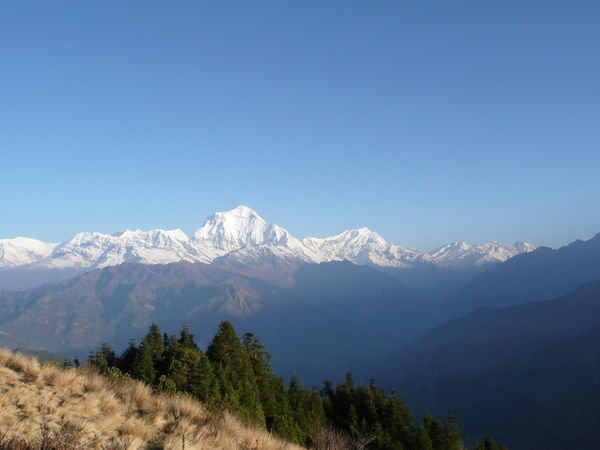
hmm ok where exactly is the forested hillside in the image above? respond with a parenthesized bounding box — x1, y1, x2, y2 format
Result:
(89, 321, 504, 449)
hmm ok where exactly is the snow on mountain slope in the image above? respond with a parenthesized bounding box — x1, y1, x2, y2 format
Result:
(192, 206, 323, 264)
(193, 206, 293, 251)
(34, 229, 196, 270)
(0, 206, 536, 273)
(430, 241, 537, 268)
(0, 238, 58, 268)
(303, 228, 430, 268)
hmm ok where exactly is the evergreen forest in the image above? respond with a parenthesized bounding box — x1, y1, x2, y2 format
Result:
(89, 321, 505, 450)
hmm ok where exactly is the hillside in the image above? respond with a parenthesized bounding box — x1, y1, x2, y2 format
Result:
(0, 348, 300, 449)
(380, 281, 600, 449)
(0, 260, 420, 383)
(444, 232, 600, 316)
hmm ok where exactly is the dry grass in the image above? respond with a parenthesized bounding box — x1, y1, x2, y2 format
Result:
(0, 348, 303, 450)
(309, 426, 351, 450)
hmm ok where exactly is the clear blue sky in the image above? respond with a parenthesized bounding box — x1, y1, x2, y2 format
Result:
(1, 1, 599, 251)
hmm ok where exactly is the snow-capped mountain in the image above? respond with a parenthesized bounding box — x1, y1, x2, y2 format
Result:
(0, 206, 536, 275)
(42, 229, 194, 270)
(194, 206, 293, 252)
(430, 241, 537, 268)
(190, 206, 320, 263)
(303, 228, 431, 268)
(0, 238, 58, 268)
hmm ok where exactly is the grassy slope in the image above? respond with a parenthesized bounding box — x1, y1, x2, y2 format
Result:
(0, 349, 302, 450)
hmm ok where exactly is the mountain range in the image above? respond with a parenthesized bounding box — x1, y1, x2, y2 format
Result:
(443, 231, 600, 316)
(0, 205, 535, 290)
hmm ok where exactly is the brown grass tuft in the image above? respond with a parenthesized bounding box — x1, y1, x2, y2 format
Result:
(0, 347, 303, 449)
(0, 348, 41, 377)
(310, 426, 351, 450)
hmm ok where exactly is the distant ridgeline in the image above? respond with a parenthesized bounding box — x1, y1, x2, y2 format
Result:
(89, 321, 504, 450)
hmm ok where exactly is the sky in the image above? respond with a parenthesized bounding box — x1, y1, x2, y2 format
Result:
(1, 1, 599, 251)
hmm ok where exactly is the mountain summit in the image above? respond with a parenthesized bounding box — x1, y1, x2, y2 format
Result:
(430, 241, 537, 268)
(303, 228, 428, 267)
(194, 205, 292, 251)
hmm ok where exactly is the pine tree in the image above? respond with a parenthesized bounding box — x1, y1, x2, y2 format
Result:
(179, 323, 196, 349)
(380, 389, 414, 449)
(416, 426, 434, 450)
(189, 354, 221, 405)
(88, 343, 117, 374)
(441, 413, 462, 450)
(472, 436, 507, 450)
(331, 372, 356, 429)
(207, 321, 265, 424)
(162, 325, 204, 392)
(117, 339, 138, 374)
(287, 375, 326, 443)
(132, 323, 165, 384)
(242, 333, 283, 429)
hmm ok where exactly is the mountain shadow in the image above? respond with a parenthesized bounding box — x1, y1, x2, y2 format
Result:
(0, 260, 420, 384)
(443, 232, 600, 317)
(379, 281, 600, 450)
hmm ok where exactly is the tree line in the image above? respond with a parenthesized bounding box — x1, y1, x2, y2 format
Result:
(89, 321, 505, 450)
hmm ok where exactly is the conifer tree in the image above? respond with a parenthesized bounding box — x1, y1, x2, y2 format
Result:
(88, 343, 117, 374)
(416, 426, 435, 450)
(179, 323, 196, 349)
(117, 338, 138, 374)
(472, 436, 507, 450)
(162, 326, 203, 391)
(287, 375, 326, 443)
(441, 413, 462, 450)
(189, 353, 221, 405)
(132, 323, 165, 384)
(242, 333, 284, 428)
(207, 321, 265, 424)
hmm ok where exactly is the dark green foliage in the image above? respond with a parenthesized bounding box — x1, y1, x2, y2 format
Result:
(115, 339, 138, 374)
(419, 413, 463, 450)
(87, 342, 117, 374)
(92, 321, 499, 449)
(242, 333, 294, 435)
(189, 353, 221, 404)
(207, 322, 264, 424)
(472, 437, 508, 450)
(287, 374, 326, 443)
(131, 323, 164, 384)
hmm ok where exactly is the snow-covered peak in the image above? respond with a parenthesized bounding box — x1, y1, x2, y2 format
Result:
(193, 206, 292, 251)
(303, 228, 428, 267)
(331, 227, 388, 246)
(166, 229, 189, 242)
(430, 240, 537, 268)
(304, 228, 386, 255)
(0, 237, 58, 268)
(514, 242, 537, 253)
(112, 229, 190, 242)
(44, 228, 197, 270)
